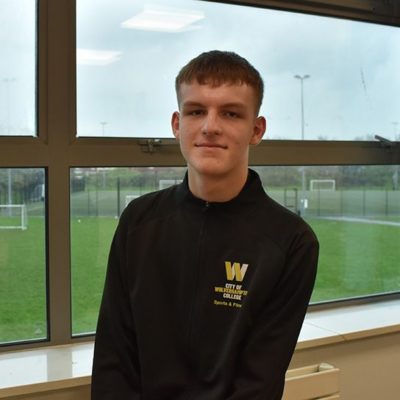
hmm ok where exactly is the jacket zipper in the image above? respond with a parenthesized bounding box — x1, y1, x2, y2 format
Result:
(186, 201, 210, 366)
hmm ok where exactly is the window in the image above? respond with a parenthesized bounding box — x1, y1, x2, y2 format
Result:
(71, 165, 400, 335)
(0, 0, 37, 137)
(1, 0, 399, 350)
(77, 0, 400, 141)
(70, 167, 186, 335)
(0, 168, 47, 344)
(253, 165, 400, 302)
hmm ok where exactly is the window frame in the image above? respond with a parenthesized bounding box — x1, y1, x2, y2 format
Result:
(0, 0, 399, 351)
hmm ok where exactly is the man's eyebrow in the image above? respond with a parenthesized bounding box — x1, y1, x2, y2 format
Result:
(219, 102, 247, 109)
(181, 101, 205, 108)
(182, 101, 247, 109)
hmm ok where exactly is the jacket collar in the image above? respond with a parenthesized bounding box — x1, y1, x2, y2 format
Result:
(176, 169, 266, 211)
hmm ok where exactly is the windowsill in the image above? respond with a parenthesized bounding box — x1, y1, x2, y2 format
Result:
(297, 298, 400, 349)
(1, 299, 400, 398)
(0, 342, 93, 398)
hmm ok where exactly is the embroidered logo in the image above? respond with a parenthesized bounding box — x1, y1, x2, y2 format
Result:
(225, 261, 248, 282)
(214, 261, 249, 309)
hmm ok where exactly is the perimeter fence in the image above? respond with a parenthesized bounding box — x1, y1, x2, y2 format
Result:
(69, 183, 400, 220)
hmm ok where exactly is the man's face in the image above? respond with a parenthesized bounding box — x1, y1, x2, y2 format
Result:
(171, 81, 266, 181)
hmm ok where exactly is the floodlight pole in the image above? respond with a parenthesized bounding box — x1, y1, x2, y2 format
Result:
(100, 121, 107, 136)
(3, 78, 16, 135)
(3, 78, 16, 215)
(7, 168, 12, 216)
(392, 121, 399, 141)
(294, 74, 310, 216)
(392, 122, 399, 189)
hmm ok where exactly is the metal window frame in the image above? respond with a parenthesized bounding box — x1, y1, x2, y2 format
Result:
(0, 0, 399, 351)
(217, 0, 400, 26)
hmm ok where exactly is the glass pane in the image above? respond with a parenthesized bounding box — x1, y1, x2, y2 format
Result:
(253, 165, 400, 302)
(71, 165, 400, 336)
(77, 0, 400, 140)
(0, 1, 37, 136)
(0, 168, 47, 344)
(70, 167, 186, 335)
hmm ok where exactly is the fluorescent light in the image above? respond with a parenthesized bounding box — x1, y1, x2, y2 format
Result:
(121, 5, 204, 33)
(77, 49, 122, 66)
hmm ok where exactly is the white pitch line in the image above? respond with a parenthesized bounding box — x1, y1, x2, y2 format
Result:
(319, 216, 400, 227)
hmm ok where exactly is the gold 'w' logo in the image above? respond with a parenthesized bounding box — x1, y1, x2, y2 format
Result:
(225, 261, 249, 282)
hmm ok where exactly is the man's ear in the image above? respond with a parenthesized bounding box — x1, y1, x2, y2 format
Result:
(171, 111, 180, 140)
(250, 116, 267, 145)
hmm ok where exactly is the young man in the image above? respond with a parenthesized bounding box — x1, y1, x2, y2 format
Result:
(92, 50, 319, 400)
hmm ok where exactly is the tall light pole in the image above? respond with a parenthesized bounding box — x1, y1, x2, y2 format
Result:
(3, 78, 16, 215)
(294, 74, 310, 216)
(7, 168, 13, 216)
(294, 74, 310, 140)
(392, 122, 399, 189)
(100, 121, 107, 136)
(392, 121, 399, 141)
(3, 78, 16, 135)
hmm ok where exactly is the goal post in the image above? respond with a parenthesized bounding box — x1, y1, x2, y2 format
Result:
(0, 204, 28, 230)
(309, 179, 336, 191)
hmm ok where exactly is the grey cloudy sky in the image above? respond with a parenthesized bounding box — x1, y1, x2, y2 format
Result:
(1, 0, 399, 140)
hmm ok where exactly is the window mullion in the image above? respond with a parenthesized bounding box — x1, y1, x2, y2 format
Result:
(45, 0, 76, 346)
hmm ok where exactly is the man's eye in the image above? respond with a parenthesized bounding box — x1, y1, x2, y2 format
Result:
(224, 111, 239, 118)
(187, 110, 204, 116)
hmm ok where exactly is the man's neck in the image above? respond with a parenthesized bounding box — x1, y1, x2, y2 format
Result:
(187, 169, 249, 203)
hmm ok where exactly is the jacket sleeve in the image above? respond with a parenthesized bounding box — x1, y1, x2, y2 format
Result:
(227, 230, 319, 400)
(91, 217, 142, 399)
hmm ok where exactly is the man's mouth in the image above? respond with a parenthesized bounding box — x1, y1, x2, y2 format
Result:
(195, 143, 228, 149)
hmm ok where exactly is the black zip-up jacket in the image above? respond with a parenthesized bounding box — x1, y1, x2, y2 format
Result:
(92, 169, 319, 400)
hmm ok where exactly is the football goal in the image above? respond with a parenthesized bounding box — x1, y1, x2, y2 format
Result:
(310, 179, 336, 191)
(0, 204, 28, 230)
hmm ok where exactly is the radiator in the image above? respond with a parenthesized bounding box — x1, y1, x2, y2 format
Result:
(283, 363, 340, 400)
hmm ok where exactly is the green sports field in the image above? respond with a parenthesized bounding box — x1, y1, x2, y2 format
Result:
(1, 189, 400, 344)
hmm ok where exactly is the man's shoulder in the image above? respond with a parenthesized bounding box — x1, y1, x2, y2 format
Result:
(242, 170, 317, 247)
(253, 192, 318, 249)
(260, 193, 303, 224)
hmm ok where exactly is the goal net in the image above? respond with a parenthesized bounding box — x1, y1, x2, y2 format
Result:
(309, 179, 336, 191)
(0, 204, 28, 230)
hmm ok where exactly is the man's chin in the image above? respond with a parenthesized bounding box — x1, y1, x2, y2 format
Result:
(188, 163, 230, 179)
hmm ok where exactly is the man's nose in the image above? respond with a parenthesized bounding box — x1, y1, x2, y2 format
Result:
(202, 111, 222, 135)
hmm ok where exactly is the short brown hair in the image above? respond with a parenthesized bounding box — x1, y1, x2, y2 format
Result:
(175, 50, 264, 113)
